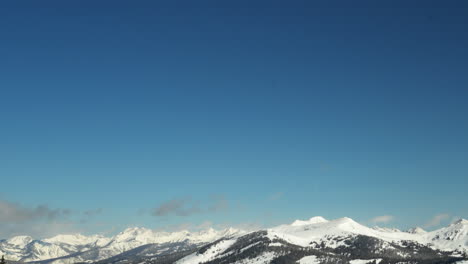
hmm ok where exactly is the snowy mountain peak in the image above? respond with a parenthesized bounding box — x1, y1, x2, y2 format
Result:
(373, 226, 402, 233)
(291, 216, 328, 226)
(120, 227, 152, 235)
(2, 217, 468, 264)
(6, 236, 33, 247)
(308, 216, 328, 224)
(452, 218, 468, 225)
(332, 217, 362, 228)
(113, 227, 156, 243)
(43, 233, 110, 246)
(334, 216, 355, 223)
(407, 227, 427, 234)
(222, 227, 240, 234)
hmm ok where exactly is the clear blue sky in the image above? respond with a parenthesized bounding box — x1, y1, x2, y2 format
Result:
(1, 0, 467, 237)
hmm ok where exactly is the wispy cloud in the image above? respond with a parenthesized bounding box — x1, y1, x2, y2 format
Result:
(0, 199, 77, 238)
(370, 215, 394, 224)
(424, 213, 450, 228)
(79, 208, 105, 225)
(208, 195, 229, 212)
(83, 208, 104, 217)
(0, 199, 110, 238)
(268, 192, 284, 201)
(0, 200, 71, 223)
(152, 195, 230, 218)
(152, 198, 201, 217)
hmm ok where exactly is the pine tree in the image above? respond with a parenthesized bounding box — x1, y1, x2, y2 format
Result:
(0, 255, 5, 264)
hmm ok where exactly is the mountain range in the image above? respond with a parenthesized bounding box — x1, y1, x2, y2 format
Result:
(1, 217, 467, 264)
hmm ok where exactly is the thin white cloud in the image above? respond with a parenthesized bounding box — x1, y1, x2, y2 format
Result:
(370, 215, 394, 224)
(424, 213, 450, 228)
(152, 195, 230, 218)
(152, 198, 201, 217)
(268, 192, 284, 201)
(208, 195, 229, 212)
(83, 208, 104, 217)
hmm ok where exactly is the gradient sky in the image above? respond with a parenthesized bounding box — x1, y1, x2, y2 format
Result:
(1, 1, 468, 238)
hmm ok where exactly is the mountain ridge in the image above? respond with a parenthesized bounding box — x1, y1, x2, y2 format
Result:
(1, 217, 468, 264)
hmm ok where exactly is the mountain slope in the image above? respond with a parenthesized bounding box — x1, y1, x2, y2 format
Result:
(174, 218, 468, 264)
(174, 231, 463, 264)
(425, 219, 468, 251)
(0, 228, 241, 264)
(1, 217, 468, 264)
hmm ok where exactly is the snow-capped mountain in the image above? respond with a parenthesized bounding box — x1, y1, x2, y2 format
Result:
(43, 234, 111, 247)
(276, 217, 468, 252)
(1, 217, 468, 264)
(176, 217, 468, 264)
(406, 227, 427, 235)
(0, 227, 241, 264)
(427, 219, 468, 251)
(290, 216, 329, 227)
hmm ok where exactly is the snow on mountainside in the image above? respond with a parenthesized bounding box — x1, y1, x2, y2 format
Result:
(268, 217, 468, 252)
(176, 217, 468, 264)
(6, 236, 34, 248)
(1, 217, 468, 264)
(291, 216, 329, 227)
(427, 219, 468, 251)
(407, 227, 427, 234)
(0, 227, 242, 263)
(268, 217, 426, 248)
(44, 234, 111, 247)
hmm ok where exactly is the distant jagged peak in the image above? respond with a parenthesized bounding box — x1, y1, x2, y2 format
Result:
(46, 233, 98, 240)
(373, 226, 403, 233)
(451, 218, 468, 226)
(120, 226, 153, 234)
(6, 235, 33, 247)
(226, 227, 246, 236)
(44, 233, 110, 246)
(406, 227, 427, 234)
(109, 226, 241, 245)
(2, 217, 468, 264)
(437, 218, 468, 235)
(117, 226, 155, 236)
(113, 227, 156, 242)
(220, 227, 241, 235)
(291, 216, 328, 226)
(194, 227, 217, 234)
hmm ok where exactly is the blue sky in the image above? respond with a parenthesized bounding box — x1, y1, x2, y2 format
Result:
(1, 0, 468, 238)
